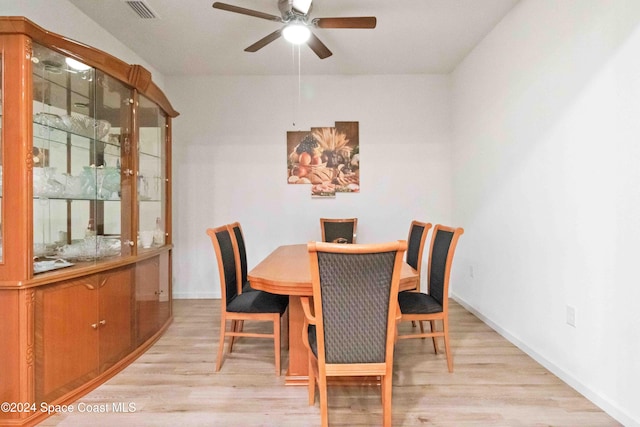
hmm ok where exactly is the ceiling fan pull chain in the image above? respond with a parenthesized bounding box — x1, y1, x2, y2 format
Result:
(298, 43, 302, 122)
(291, 43, 302, 127)
(291, 43, 296, 126)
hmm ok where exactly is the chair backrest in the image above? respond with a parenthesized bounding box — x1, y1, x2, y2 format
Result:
(308, 241, 407, 365)
(206, 225, 239, 307)
(406, 220, 432, 274)
(320, 218, 358, 244)
(427, 225, 464, 307)
(228, 221, 248, 293)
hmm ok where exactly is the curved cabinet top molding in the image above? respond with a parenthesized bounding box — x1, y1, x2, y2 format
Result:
(0, 16, 179, 118)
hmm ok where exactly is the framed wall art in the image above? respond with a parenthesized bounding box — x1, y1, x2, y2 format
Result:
(287, 121, 360, 198)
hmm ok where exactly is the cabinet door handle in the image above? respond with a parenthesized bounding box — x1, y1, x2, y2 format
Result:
(84, 283, 96, 290)
(123, 168, 134, 176)
(99, 278, 108, 288)
(91, 320, 106, 329)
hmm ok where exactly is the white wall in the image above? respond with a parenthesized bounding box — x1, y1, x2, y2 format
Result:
(12, 1, 637, 424)
(451, 1, 640, 425)
(0, 0, 165, 87)
(166, 74, 452, 298)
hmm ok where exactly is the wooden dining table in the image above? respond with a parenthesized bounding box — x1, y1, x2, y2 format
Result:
(248, 243, 419, 385)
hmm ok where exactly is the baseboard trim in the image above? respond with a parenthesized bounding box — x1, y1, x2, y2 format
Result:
(173, 292, 218, 299)
(451, 293, 635, 427)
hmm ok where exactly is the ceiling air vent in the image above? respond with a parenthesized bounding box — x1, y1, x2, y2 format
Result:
(124, 1, 158, 19)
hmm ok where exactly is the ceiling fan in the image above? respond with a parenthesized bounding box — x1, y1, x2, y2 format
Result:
(212, 0, 376, 59)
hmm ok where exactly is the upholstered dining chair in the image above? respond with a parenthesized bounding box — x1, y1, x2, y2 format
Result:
(396, 225, 464, 373)
(206, 225, 289, 375)
(320, 217, 358, 243)
(301, 240, 407, 427)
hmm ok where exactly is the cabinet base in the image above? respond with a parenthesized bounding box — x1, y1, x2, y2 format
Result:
(4, 316, 173, 427)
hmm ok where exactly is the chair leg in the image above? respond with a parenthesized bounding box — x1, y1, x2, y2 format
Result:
(318, 371, 329, 427)
(381, 375, 393, 427)
(229, 320, 238, 353)
(443, 317, 453, 373)
(431, 320, 439, 353)
(215, 317, 227, 372)
(419, 320, 425, 335)
(274, 314, 281, 376)
(308, 357, 316, 405)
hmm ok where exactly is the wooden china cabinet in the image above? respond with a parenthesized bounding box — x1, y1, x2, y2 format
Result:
(0, 17, 178, 426)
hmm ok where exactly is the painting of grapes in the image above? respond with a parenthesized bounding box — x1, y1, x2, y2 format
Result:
(287, 121, 359, 197)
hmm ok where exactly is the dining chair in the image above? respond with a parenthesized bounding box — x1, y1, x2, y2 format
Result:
(396, 224, 464, 373)
(206, 225, 289, 375)
(301, 240, 407, 427)
(320, 217, 358, 243)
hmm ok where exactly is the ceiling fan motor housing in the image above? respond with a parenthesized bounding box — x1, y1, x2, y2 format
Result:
(278, 0, 313, 19)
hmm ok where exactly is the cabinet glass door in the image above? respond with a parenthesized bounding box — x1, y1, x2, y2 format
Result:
(31, 44, 132, 273)
(137, 94, 166, 251)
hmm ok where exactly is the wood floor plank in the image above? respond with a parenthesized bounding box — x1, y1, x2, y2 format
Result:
(39, 299, 620, 426)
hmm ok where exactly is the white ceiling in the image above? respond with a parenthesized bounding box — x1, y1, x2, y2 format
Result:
(67, 0, 520, 77)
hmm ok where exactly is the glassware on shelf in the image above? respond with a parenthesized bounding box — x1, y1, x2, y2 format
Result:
(33, 167, 64, 198)
(85, 219, 96, 238)
(79, 166, 121, 200)
(57, 115, 112, 140)
(55, 235, 121, 261)
(33, 112, 65, 130)
(153, 217, 164, 246)
(139, 230, 154, 249)
(137, 174, 150, 200)
(62, 174, 83, 198)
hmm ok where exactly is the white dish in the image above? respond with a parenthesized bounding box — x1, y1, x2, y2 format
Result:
(34, 259, 74, 274)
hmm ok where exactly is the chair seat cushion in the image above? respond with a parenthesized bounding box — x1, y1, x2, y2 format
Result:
(228, 290, 288, 314)
(398, 292, 443, 315)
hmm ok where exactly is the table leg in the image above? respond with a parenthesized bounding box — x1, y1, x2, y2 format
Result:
(285, 295, 309, 385)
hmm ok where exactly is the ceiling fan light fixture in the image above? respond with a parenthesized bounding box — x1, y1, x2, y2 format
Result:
(283, 24, 310, 44)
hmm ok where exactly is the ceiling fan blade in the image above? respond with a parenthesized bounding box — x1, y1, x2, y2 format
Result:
(314, 16, 377, 29)
(212, 2, 283, 22)
(245, 29, 283, 52)
(306, 33, 332, 59)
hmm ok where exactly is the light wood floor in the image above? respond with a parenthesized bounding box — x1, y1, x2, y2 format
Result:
(40, 299, 619, 426)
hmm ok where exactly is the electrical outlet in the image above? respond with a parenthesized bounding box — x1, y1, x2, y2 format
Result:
(566, 305, 576, 327)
